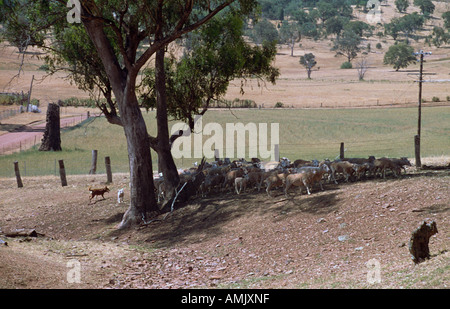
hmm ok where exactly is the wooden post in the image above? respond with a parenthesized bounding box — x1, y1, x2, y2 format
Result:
(89, 150, 98, 174)
(14, 161, 23, 188)
(59, 160, 67, 187)
(105, 156, 112, 184)
(415, 135, 421, 168)
(340, 142, 345, 159)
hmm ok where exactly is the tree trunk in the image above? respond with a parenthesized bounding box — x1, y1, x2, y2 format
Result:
(39, 102, 61, 151)
(118, 90, 158, 229)
(155, 48, 180, 206)
(82, 16, 158, 229)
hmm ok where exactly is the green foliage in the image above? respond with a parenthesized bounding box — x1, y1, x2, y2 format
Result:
(340, 61, 353, 69)
(431, 27, 449, 48)
(332, 30, 361, 63)
(140, 11, 279, 129)
(383, 43, 416, 71)
(274, 102, 284, 108)
(385, 12, 424, 41)
(249, 18, 279, 45)
(413, 0, 435, 16)
(395, 0, 410, 13)
(300, 53, 317, 79)
(443, 11, 450, 30)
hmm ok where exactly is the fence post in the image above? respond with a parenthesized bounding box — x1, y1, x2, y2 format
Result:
(105, 156, 112, 184)
(340, 142, 345, 159)
(59, 159, 68, 187)
(89, 149, 97, 174)
(14, 161, 23, 188)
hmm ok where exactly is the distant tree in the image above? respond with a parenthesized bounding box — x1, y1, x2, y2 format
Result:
(291, 9, 320, 40)
(442, 11, 450, 29)
(279, 21, 300, 56)
(385, 19, 401, 40)
(413, 0, 435, 16)
(355, 57, 369, 80)
(332, 30, 362, 63)
(385, 13, 424, 42)
(300, 53, 317, 79)
(344, 20, 372, 38)
(325, 16, 348, 38)
(250, 18, 279, 45)
(383, 43, 416, 71)
(395, 0, 409, 13)
(315, 0, 337, 24)
(431, 26, 449, 48)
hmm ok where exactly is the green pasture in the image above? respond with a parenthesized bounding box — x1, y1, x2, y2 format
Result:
(0, 106, 449, 178)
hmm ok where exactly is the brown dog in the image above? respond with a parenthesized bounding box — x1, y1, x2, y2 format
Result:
(89, 186, 110, 203)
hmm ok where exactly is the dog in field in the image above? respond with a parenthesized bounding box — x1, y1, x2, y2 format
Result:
(88, 186, 110, 203)
(117, 188, 124, 203)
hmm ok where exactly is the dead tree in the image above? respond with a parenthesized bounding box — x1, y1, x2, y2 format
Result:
(409, 221, 438, 264)
(39, 102, 62, 151)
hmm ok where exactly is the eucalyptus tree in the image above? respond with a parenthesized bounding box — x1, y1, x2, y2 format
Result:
(1, 0, 261, 229)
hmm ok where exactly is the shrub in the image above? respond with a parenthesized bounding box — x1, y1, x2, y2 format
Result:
(376, 43, 382, 49)
(340, 61, 353, 69)
(432, 96, 440, 102)
(274, 102, 284, 108)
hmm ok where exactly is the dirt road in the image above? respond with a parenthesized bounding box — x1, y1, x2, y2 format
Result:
(0, 114, 91, 155)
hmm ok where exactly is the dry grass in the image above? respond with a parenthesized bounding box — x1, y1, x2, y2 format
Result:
(0, 0, 449, 290)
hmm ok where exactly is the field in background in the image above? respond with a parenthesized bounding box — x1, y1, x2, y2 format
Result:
(0, 106, 448, 178)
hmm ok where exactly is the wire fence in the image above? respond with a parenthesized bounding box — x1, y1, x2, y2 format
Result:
(2, 138, 448, 179)
(2, 157, 131, 179)
(0, 107, 22, 121)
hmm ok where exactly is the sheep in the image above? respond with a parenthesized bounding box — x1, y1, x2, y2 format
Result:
(222, 168, 245, 192)
(329, 160, 356, 183)
(343, 156, 375, 165)
(307, 163, 330, 191)
(295, 163, 330, 191)
(293, 159, 312, 168)
(284, 172, 310, 197)
(234, 174, 249, 195)
(391, 157, 411, 175)
(352, 163, 371, 180)
(264, 171, 289, 197)
(374, 158, 401, 178)
(200, 173, 225, 197)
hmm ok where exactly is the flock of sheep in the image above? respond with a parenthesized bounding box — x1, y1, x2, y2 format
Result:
(156, 156, 412, 201)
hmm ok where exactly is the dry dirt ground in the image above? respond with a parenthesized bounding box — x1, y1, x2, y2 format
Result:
(0, 166, 448, 289)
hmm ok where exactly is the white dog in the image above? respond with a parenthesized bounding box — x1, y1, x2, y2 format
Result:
(117, 188, 124, 203)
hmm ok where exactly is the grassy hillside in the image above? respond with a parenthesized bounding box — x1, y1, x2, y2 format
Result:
(1, 106, 448, 177)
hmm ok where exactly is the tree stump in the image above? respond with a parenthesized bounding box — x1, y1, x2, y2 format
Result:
(39, 102, 62, 151)
(409, 221, 438, 264)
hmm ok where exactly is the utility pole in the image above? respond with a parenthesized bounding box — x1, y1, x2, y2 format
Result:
(414, 50, 431, 168)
